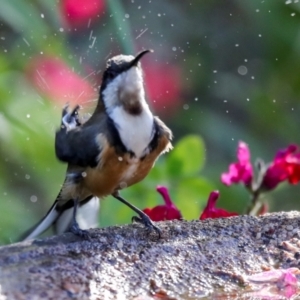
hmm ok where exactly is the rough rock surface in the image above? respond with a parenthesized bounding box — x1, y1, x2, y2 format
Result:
(1, 212, 300, 299)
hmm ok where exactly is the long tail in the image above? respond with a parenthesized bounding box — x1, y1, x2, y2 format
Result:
(20, 196, 100, 241)
(20, 200, 60, 241)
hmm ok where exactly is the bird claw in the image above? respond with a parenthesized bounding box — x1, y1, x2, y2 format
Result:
(132, 215, 162, 239)
(69, 221, 91, 240)
(61, 104, 81, 130)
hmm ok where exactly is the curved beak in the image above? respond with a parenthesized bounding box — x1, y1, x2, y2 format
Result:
(130, 49, 153, 67)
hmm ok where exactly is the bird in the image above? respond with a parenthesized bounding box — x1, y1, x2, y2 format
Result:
(21, 49, 173, 241)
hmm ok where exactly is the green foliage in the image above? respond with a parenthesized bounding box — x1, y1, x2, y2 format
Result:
(166, 135, 205, 177)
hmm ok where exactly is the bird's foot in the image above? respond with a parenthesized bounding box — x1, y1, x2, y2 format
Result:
(132, 214, 161, 239)
(61, 104, 81, 130)
(69, 221, 91, 240)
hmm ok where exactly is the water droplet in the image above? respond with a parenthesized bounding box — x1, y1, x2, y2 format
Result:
(41, 14, 44, 18)
(194, 97, 198, 101)
(291, 12, 296, 16)
(183, 104, 189, 110)
(25, 174, 30, 179)
(26, 114, 30, 118)
(238, 65, 248, 75)
(125, 14, 130, 18)
(172, 47, 177, 51)
(118, 157, 123, 161)
(30, 195, 38, 202)
(81, 172, 87, 177)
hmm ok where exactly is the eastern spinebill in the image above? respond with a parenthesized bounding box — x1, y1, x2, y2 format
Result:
(21, 49, 173, 241)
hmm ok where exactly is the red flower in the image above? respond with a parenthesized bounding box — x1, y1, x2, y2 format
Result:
(143, 62, 182, 115)
(200, 191, 238, 220)
(143, 186, 182, 221)
(61, 0, 105, 29)
(221, 141, 253, 186)
(262, 144, 300, 190)
(27, 56, 96, 105)
(258, 203, 268, 215)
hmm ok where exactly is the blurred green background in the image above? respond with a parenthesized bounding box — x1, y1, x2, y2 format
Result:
(0, 0, 300, 244)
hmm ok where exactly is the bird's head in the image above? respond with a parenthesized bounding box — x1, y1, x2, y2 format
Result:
(100, 50, 152, 115)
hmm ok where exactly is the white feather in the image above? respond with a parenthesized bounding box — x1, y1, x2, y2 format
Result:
(110, 106, 153, 158)
(103, 67, 154, 158)
(55, 197, 100, 234)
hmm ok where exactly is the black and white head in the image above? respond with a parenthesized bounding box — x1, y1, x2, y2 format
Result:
(100, 50, 152, 115)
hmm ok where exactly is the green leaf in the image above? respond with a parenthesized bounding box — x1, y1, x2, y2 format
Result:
(174, 177, 215, 220)
(166, 135, 205, 178)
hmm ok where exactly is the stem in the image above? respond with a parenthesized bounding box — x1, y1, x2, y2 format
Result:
(107, 0, 135, 54)
(246, 190, 262, 215)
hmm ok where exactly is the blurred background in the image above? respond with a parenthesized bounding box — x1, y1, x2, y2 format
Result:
(0, 0, 300, 244)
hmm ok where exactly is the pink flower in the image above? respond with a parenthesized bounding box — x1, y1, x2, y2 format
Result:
(262, 144, 300, 190)
(221, 141, 253, 186)
(143, 62, 182, 115)
(247, 268, 300, 299)
(61, 0, 105, 29)
(27, 56, 96, 105)
(143, 186, 182, 221)
(200, 191, 238, 220)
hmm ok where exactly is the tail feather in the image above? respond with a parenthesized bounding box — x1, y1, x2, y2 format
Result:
(20, 196, 100, 241)
(54, 197, 100, 235)
(21, 201, 60, 241)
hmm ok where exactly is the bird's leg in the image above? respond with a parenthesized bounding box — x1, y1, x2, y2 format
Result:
(61, 104, 81, 130)
(69, 198, 91, 239)
(112, 191, 161, 238)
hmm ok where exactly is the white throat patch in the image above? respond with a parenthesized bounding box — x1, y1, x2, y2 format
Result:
(102, 66, 154, 158)
(110, 105, 154, 158)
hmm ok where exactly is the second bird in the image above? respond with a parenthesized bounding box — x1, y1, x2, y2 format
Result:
(22, 49, 173, 240)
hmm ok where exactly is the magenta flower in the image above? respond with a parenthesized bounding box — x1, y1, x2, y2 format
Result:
(27, 56, 96, 106)
(200, 191, 238, 220)
(143, 186, 182, 222)
(144, 62, 182, 116)
(61, 0, 106, 29)
(221, 141, 253, 186)
(262, 144, 300, 190)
